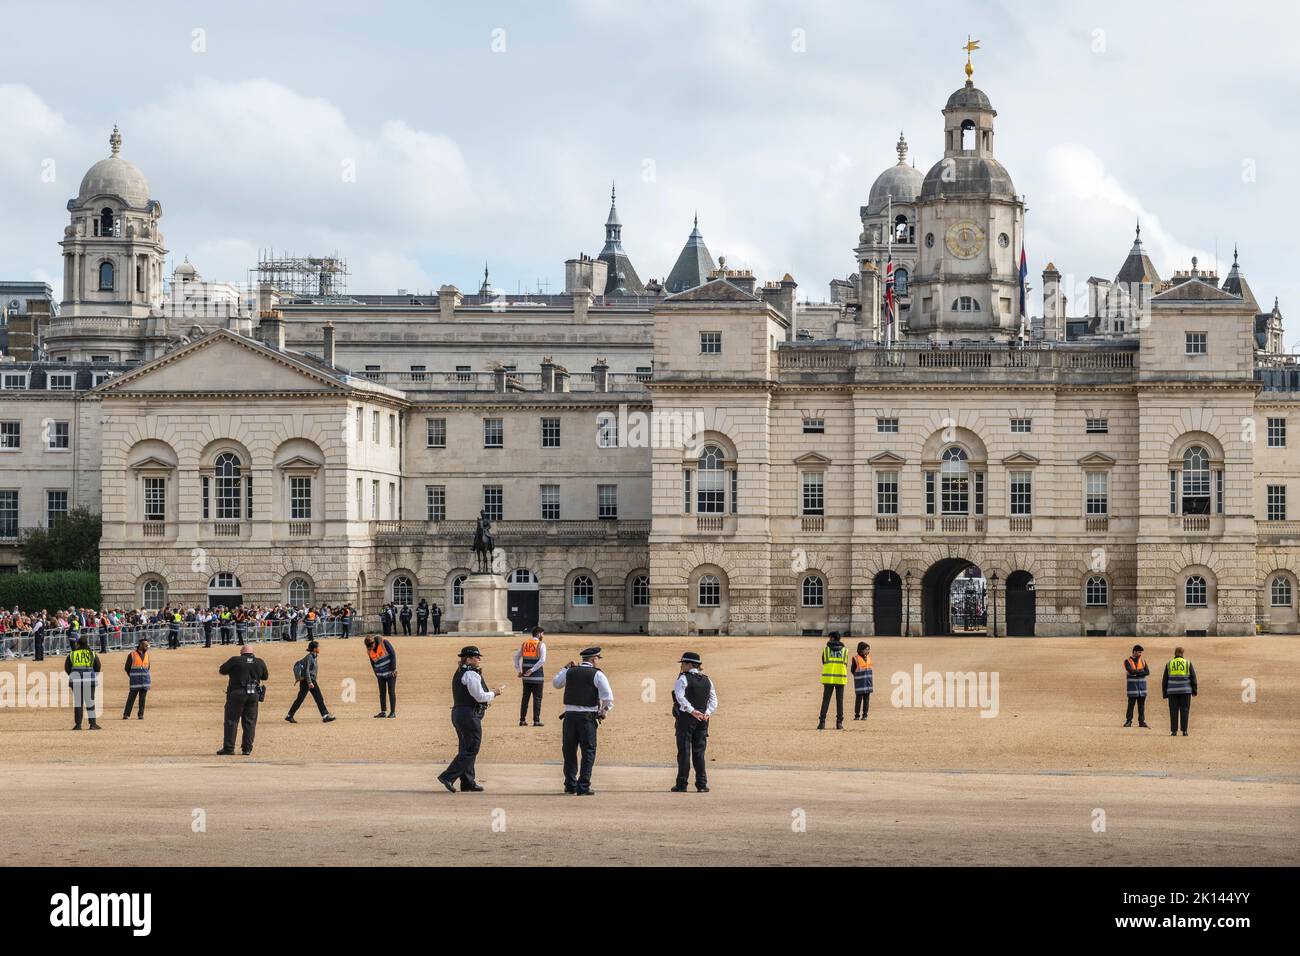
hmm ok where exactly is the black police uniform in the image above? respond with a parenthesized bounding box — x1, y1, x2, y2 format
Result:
(416, 600, 429, 636)
(673, 671, 713, 790)
(438, 662, 488, 791)
(561, 666, 603, 794)
(399, 605, 412, 636)
(218, 652, 269, 754)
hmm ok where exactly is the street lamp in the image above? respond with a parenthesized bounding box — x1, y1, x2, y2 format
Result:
(990, 571, 999, 638)
(904, 569, 913, 637)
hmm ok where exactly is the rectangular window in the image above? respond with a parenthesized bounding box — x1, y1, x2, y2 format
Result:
(483, 418, 504, 448)
(290, 476, 312, 520)
(1186, 332, 1207, 355)
(47, 373, 74, 390)
(683, 469, 691, 513)
(355, 407, 363, 443)
(46, 490, 68, 527)
(1085, 418, 1109, 434)
(1215, 469, 1224, 516)
(143, 477, 166, 522)
(426, 417, 446, 448)
(47, 421, 70, 449)
(730, 469, 738, 515)
(1085, 472, 1109, 516)
(371, 480, 379, 519)
(1, 372, 28, 390)
(388, 482, 396, 519)
(456, 365, 472, 383)
(700, 331, 722, 354)
(802, 418, 825, 434)
(364, 365, 381, 381)
(1268, 485, 1287, 522)
(424, 484, 446, 522)
(877, 417, 899, 433)
(540, 484, 561, 520)
(0, 490, 17, 538)
(541, 417, 561, 448)
(483, 485, 503, 522)
(801, 472, 824, 516)
(1010, 418, 1032, 433)
(409, 365, 427, 382)
(596, 414, 619, 448)
(215, 468, 241, 520)
(1268, 417, 1287, 448)
(356, 478, 362, 520)
(388, 414, 396, 447)
(202, 476, 210, 519)
(876, 472, 898, 515)
(371, 410, 380, 443)
(925, 471, 935, 515)
(697, 464, 725, 514)
(1169, 470, 1177, 514)
(1010, 471, 1033, 515)
(974, 471, 984, 516)
(598, 484, 618, 519)
(0, 422, 20, 449)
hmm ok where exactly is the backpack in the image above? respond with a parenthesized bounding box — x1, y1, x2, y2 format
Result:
(293, 655, 310, 681)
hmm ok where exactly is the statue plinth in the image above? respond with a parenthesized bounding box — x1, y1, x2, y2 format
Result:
(456, 573, 513, 635)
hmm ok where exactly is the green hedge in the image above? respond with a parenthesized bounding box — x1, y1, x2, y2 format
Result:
(0, 571, 102, 612)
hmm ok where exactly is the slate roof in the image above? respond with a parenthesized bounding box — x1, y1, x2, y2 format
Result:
(664, 217, 717, 294)
(663, 277, 760, 303)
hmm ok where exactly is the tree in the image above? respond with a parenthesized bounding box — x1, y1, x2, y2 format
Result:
(19, 508, 102, 573)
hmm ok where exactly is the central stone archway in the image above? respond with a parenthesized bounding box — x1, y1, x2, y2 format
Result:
(921, 558, 984, 636)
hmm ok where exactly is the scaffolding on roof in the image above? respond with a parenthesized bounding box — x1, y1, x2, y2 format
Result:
(252, 250, 350, 300)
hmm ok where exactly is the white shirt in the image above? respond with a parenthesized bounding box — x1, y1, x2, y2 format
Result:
(461, 668, 496, 704)
(513, 640, 547, 676)
(674, 669, 718, 717)
(552, 662, 614, 713)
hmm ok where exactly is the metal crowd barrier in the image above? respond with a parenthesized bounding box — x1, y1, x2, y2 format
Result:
(0, 616, 363, 660)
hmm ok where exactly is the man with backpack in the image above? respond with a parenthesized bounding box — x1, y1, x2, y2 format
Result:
(285, 641, 336, 724)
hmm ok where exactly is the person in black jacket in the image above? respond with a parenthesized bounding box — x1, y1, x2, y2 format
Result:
(399, 604, 412, 636)
(415, 599, 429, 636)
(1161, 646, 1198, 737)
(670, 651, 717, 793)
(64, 636, 102, 730)
(217, 644, 269, 755)
(437, 646, 504, 793)
(431, 604, 443, 635)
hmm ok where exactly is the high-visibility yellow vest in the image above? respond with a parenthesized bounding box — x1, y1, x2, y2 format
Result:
(821, 644, 848, 685)
(70, 648, 95, 670)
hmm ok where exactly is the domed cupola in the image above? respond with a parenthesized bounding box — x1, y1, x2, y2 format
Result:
(76, 126, 153, 209)
(867, 132, 924, 214)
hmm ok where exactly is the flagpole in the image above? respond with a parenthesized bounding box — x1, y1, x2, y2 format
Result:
(886, 194, 892, 348)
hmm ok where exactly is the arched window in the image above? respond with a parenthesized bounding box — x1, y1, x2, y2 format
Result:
(697, 445, 726, 514)
(507, 569, 537, 586)
(951, 296, 981, 312)
(960, 119, 975, 150)
(1085, 576, 1109, 607)
(698, 574, 721, 607)
(1271, 575, 1293, 608)
(895, 267, 909, 297)
(1184, 575, 1208, 608)
(142, 579, 165, 611)
(209, 572, 240, 590)
(571, 575, 594, 606)
(802, 575, 825, 608)
(1181, 446, 1211, 515)
(98, 207, 114, 237)
(98, 260, 115, 291)
(451, 575, 466, 606)
(940, 446, 970, 515)
(631, 575, 650, 607)
(391, 575, 413, 605)
(288, 577, 312, 606)
(893, 214, 914, 245)
(214, 452, 242, 520)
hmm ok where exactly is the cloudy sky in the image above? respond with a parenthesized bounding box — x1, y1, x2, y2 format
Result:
(1, 0, 1296, 338)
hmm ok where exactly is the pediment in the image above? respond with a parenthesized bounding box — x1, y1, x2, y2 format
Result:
(1001, 450, 1041, 466)
(277, 455, 324, 470)
(129, 455, 176, 470)
(794, 452, 832, 466)
(663, 277, 761, 303)
(1077, 451, 1116, 467)
(867, 451, 906, 466)
(96, 329, 348, 395)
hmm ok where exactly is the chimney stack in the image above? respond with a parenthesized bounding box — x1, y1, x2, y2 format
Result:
(258, 310, 285, 350)
(322, 321, 336, 366)
(540, 357, 556, 392)
(591, 358, 609, 393)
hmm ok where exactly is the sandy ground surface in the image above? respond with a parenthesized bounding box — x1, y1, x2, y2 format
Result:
(2, 635, 1297, 865)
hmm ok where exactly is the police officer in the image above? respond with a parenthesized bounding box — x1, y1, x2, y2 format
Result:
(817, 631, 849, 730)
(553, 646, 613, 795)
(122, 636, 151, 719)
(513, 626, 547, 727)
(380, 604, 393, 637)
(851, 641, 873, 721)
(364, 634, 398, 718)
(670, 651, 716, 793)
(201, 610, 214, 648)
(285, 641, 336, 723)
(167, 607, 182, 649)
(1161, 645, 1198, 737)
(416, 598, 429, 636)
(431, 603, 443, 636)
(437, 646, 504, 793)
(1123, 644, 1151, 728)
(399, 604, 412, 636)
(31, 613, 47, 662)
(217, 643, 269, 755)
(64, 636, 102, 730)
(219, 607, 235, 645)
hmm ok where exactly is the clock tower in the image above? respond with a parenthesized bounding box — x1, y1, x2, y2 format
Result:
(908, 46, 1024, 341)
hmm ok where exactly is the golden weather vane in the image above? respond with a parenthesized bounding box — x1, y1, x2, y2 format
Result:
(963, 36, 980, 82)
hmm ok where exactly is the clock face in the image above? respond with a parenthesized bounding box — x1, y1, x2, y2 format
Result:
(945, 220, 986, 259)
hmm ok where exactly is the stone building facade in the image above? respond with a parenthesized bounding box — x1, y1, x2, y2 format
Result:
(2, 68, 1298, 637)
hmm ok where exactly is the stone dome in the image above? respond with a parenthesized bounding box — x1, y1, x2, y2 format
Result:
(77, 127, 151, 208)
(945, 83, 994, 113)
(919, 155, 1017, 201)
(866, 132, 923, 213)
